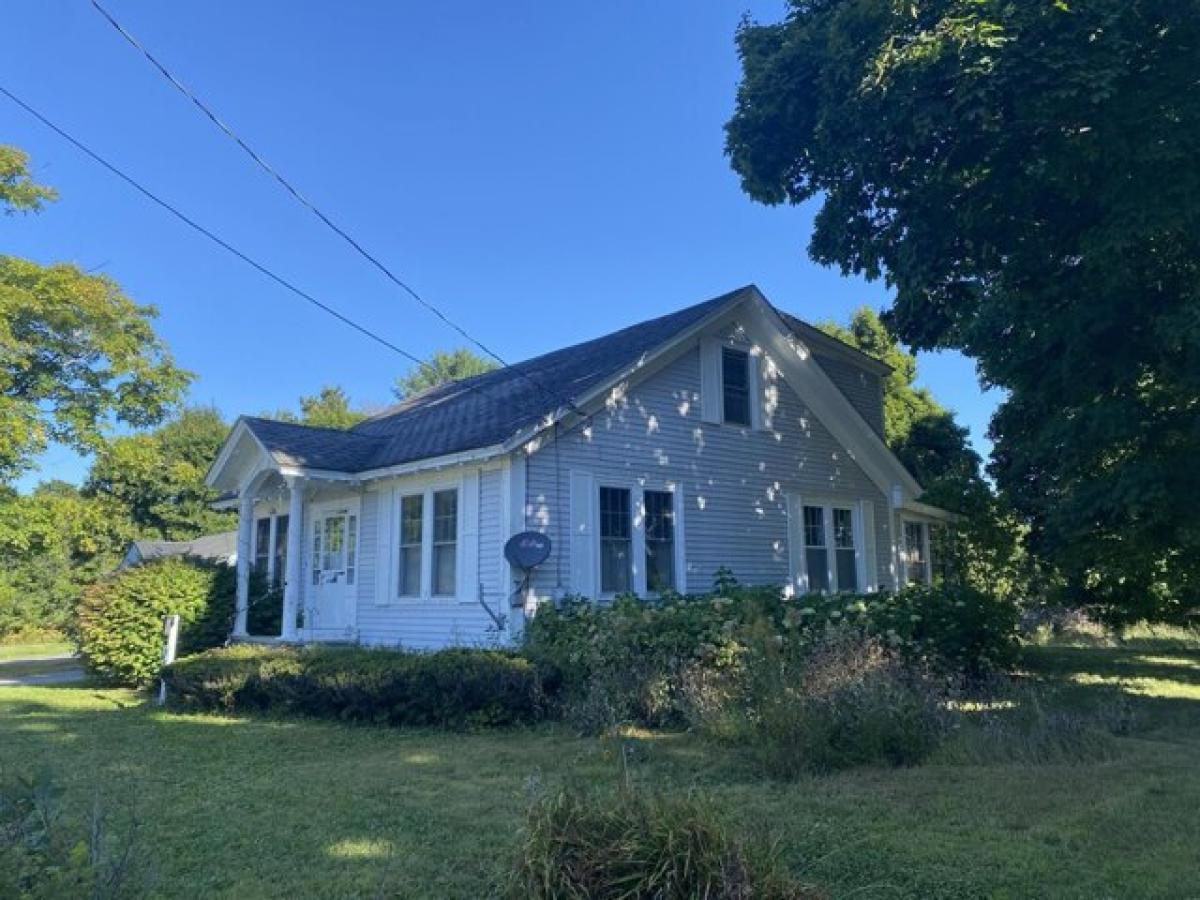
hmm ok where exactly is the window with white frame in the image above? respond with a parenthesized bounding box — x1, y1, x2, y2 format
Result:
(721, 346, 751, 426)
(803, 505, 830, 592)
(272, 515, 289, 587)
(644, 489, 676, 593)
(431, 489, 458, 596)
(833, 507, 858, 592)
(397, 494, 423, 597)
(599, 486, 632, 595)
(253, 518, 271, 574)
(252, 514, 289, 587)
(904, 520, 929, 586)
(799, 502, 862, 593)
(394, 486, 460, 599)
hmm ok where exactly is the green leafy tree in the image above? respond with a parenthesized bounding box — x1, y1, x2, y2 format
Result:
(726, 2, 1200, 617)
(0, 146, 191, 482)
(85, 407, 235, 541)
(393, 348, 498, 400)
(272, 385, 366, 429)
(819, 308, 1030, 602)
(0, 483, 133, 638)
(0, 145, 57, 213)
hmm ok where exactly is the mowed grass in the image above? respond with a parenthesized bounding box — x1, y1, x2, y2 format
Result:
(2, 639, 1200, 899)
(0, 640, 73, 661)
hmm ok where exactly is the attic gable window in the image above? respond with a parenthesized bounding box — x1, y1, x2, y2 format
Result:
(721, 347, 751, 426)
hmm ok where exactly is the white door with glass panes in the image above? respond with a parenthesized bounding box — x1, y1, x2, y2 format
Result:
(306, 500, 359, 633)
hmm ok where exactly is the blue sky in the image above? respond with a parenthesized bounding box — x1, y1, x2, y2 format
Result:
(3, 1, 997, 492)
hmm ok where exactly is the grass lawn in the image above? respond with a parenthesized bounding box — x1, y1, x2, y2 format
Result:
(2, 638, 1199, 899)
(0, 641, 72, 661)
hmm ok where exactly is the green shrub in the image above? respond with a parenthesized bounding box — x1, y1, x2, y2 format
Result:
(523, 582, 1018, 732)
(76, 558, 235, 686)
(502, 786, 820, 899)
(164, 645, 545, 728)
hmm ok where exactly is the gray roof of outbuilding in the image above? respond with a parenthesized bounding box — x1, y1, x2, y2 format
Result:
(238, 285, 887, 475)
(129, 531, 238, 565)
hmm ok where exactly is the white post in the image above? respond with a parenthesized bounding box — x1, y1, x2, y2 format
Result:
(157, 614, 180, 706)
(234, 491, 254, 637)
(281, 476, 306, 641)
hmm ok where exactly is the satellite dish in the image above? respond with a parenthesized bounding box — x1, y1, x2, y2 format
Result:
(504, 531, 552, 571)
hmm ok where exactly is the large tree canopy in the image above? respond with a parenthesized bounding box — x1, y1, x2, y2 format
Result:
(0, 146, 191, 481)
(393, 348, 498, 400)
(85, 407, 235, 541)
(819, 308, 1029, 600)
(727, 1, 1200, 617)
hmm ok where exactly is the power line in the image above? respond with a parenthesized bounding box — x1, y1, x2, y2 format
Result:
(0, 84, 508, 410)
(89, 0, 572, 410)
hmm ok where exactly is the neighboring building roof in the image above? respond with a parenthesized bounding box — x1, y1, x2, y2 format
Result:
(232, 285, 891, 476)
(121, 531, 238, 570)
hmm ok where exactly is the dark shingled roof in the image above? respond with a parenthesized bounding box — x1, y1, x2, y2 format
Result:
(239, 285, 884, 474)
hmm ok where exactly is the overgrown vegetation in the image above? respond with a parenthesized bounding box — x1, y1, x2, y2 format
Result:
(503, 785, 819, 899)
(164, 644, 545, 728)
(1, 636, 1198, 898)
(76, 558, 236, 686)
(525, 582, 1019, 735)
(0, 770, 153, 899)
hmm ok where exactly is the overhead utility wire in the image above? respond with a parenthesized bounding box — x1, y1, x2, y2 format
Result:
(0, 84, 513, 412)
(89, 0, 585, 418)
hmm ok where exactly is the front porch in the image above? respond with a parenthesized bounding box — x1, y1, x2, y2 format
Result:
(232, 467, 364, 645)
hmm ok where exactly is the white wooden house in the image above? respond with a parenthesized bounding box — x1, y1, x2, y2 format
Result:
(206, 286, 951, 649)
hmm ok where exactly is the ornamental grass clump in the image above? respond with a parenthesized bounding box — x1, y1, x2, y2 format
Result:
(503, 786, 821, 900)
(731, 623, 951, 778)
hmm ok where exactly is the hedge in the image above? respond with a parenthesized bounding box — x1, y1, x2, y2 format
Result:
(76, 558, 236, 685)
(164, 645, 546, 728)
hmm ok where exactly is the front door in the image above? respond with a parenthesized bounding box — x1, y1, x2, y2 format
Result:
(306, 502, 359, 635)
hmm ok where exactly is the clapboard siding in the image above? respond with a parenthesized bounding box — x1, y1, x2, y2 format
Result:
(354, 467, 507, 650)
(525, 344, 894, 599)
(812, 353, 886, 440)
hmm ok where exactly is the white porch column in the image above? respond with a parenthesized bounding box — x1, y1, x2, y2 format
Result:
(280, 476, 306, 641)
(234, 491, 254, 637)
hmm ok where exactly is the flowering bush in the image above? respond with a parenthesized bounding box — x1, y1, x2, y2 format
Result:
(523, 582, 1018, 731)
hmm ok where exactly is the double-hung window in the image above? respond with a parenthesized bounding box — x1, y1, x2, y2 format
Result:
(833, 508, 858, 593)
(253, 514, 289, 586)
(803, 505, 830, 592)
(799, 502, 862, 593)
(599, 486, 632, 595)
(904, 521, 929, 586)
(644, 489, 676, 593)
(721, 347, 751, 426)
(397, 495, 424, 597)
(253, 518, 271, 575)
(431, 489, 458, 596)
(395, 486, 459, 599)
